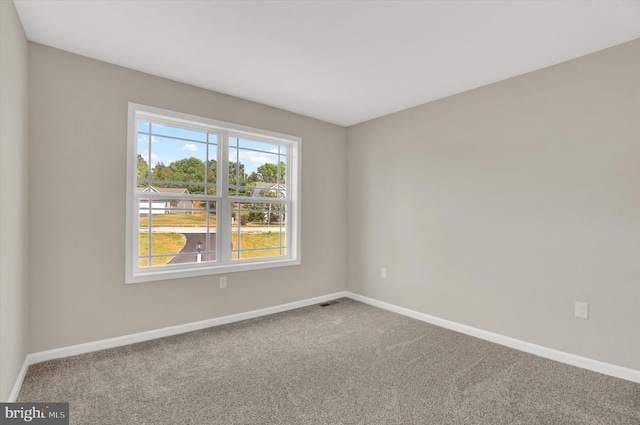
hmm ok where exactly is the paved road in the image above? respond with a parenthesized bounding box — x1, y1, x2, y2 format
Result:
(162, 226, 282, 264)
(147, 226, 283, 233)
(168, 233, 218, 264)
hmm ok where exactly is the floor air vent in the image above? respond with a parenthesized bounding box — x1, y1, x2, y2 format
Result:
(319, 300, 339, 307)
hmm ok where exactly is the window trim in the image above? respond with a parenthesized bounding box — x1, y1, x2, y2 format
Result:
(125, 103, 301, 284)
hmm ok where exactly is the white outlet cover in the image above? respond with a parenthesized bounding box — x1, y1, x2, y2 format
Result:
(575, 301, 589, 319)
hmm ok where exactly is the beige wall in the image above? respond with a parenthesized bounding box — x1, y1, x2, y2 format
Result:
(0, 0, 30, 401)
(28, 43, 347, 352)
(6, 9, 639, 383)
(347, 39, 640, 370)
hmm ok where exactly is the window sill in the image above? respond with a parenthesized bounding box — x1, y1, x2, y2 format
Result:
(125, 257, 301, 284)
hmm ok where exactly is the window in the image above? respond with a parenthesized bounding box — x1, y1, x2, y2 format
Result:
(126, 103, 301, 283)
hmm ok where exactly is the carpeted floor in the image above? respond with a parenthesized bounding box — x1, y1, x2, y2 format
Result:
(18, 298, 640, 424)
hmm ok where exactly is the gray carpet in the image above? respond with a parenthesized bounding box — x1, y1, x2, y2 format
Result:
(18, 298, 640, 424)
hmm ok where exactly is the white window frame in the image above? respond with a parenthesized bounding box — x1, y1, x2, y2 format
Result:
(125, 103, 301, 284)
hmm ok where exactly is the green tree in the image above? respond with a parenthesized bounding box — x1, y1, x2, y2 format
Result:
(151, 162, 172, 185)
(256, 162, 286, 183)
(150, 157, 205, 194)
(137, 154, 149, 186)
(207, 159, 217, 194)
(247, 171, 259, 184)
(170, 157, 204, 181)
(228, 161, 246, 185)
(168, 157, 205, 194)
(229, 161, 251, 196)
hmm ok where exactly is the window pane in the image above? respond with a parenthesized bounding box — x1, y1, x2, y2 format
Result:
(228, 147, 247, 196)
(140, 124, 218, 196)
(138, 201, 217, 267)
(206, 141, 218, 195)
(137, 120, 150, 133)
(137, 134, 151, 188)
(230, 202, 286, 260)
(229, 138, 287, 198)
(149, 136, 207, 194)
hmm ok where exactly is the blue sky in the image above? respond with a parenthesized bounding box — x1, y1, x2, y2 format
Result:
(137, 121, 287, 175)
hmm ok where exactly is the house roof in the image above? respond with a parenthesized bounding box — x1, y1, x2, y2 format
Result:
(251, 182, 285, 198)
(137, 186, 190, 194)
(252, 182, 284, 189)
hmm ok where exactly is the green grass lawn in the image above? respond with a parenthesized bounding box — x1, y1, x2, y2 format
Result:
(244, 222, 283, 228)
(140, 212, 281, 229)
(140, 228, 285, 265)
(139, 232, 186, 266)
(232, 231, 285, 259)
(140, 212, 216, 227)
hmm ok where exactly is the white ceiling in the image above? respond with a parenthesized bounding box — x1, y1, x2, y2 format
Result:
(14, 0, 640, 127)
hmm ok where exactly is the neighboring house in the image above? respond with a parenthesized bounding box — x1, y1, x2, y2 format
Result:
(251, 182, 286, 198)
(138, 186, 194, 215)
(251, 182, 286, 224)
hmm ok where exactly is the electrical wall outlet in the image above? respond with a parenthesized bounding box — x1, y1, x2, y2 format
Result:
(575, 301, 589, 319)
(220, 276, 227, 289)
(381, 268, 387, 279)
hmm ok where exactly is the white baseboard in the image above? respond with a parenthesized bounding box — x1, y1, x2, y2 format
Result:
(12, 291, 348, 398)
(8, 357, 30, 402)
(27, 291, 348, 365)
(346, 292, 640, 384)
(11, 289, 639, 400)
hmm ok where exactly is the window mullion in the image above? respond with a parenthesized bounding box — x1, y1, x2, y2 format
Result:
(145, 120, 152, 267)
(204, 133, 209, 197)
(218, 131, 231, 263)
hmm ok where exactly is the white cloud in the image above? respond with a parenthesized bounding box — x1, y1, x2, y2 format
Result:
(250, 156, 273, 164)
(141, 152, 162, 167)
(179, 143, 198, 151)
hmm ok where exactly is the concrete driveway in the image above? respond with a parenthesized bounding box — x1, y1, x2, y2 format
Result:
(168, 233, 217, 264)
(158, 226, 283, 264)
